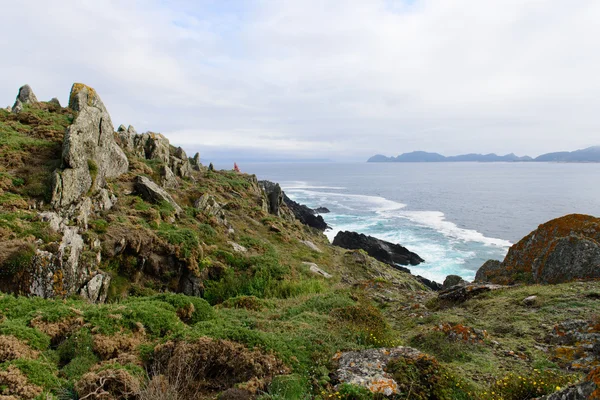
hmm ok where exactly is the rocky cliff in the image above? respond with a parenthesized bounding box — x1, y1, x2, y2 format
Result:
(476, 214, 600, 285)
(0, 84, 598, 400)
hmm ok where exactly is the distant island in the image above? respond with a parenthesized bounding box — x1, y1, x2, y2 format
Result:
(367, 146, 600, 163)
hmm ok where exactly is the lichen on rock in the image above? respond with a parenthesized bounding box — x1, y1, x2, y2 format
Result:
(51, 83, 128, 208)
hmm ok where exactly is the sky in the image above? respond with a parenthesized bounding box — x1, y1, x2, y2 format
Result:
(2, 0, 600, 162)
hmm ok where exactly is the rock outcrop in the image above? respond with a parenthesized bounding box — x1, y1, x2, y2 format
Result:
(134, 176, 183, 215)
(302, 262, 332, 279)
(259, 180, 285, 216)
(12, 84, 38, 112)
(442, 274, 468, 289)
(475, 214, 600, 285)
(416, 275, 443, 291)
(51, 83, 128, 207)
(117, 127, 195, 180)
(332, 231, 424, 267)
(438, 282, 506, 303)
(333, 347, 441, 396)
(283, 193, 329, 231)
(543, 368, 598, 400)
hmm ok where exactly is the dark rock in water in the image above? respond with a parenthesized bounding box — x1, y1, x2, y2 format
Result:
(474, 214, 600, 285)
(283, 193, 329, 231)
(332, 231, 424, 267)
(442, 274, 468, 289)
(417, 276, 443, 291)
(314, 207, 330, 213)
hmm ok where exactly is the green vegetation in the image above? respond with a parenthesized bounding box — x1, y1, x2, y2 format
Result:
(0, 96, 592, 400)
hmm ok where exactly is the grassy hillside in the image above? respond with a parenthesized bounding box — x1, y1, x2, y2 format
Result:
(0, 101, 597, 399)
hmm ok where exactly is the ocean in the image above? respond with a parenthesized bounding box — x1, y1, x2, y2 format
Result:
(231, 162, 600, 283)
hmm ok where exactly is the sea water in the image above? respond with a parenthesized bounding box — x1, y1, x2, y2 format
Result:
(231, 162, 600, 283)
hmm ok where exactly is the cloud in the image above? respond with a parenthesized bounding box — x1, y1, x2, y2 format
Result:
(2, 0, 600, 161)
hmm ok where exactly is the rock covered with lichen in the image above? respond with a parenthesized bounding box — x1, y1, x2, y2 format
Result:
(475, 214, 600, 285)
(51, 83, 129, 207)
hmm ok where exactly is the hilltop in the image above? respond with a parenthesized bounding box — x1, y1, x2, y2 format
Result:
(0, 84, 598, 399)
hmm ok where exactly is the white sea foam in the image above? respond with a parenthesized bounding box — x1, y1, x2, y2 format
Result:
(287, 189, 406, 213)
(285, 188, 509, 281)
(382, 210, 512, 248)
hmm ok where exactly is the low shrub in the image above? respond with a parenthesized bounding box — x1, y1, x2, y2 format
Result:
(0, 320, 50, 351)
(142, 293, 215, 324)
(57, 329, 98, 379)
(84, 300, 185, 337)
(262, 374, 311, 400)
(386, 355, 472, 400)
(157, 225, 200, 259)
(409, 331, 472, 362)
(485, 369, 576, 400)
(0, 243, 35, 277)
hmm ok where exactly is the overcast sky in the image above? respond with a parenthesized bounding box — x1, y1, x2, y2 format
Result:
(2, 0, 600, 162)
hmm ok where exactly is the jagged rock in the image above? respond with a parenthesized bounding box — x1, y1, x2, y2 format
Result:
(333, 346, 431, 396)
(442, 274, 468, 289)
(27, 210, 98, 299)
(190, 152, 201, 170)
(332, 231, 424, 267)
(51, 83, 129, 207)
(438, 283, 505, 303)
(174, 146, 186, 159)
(474, 259, 502, 282)
(49, 97, 61, 107)
(302, 262, 332, 278)
(300, 240, 322, 253)
(134, 176, 182, 215)
(283, 193, 329, 231)
(416, 276, 443, 291)
(80, 273, 111, 303)
(259, 180, 284, 216)
(195, 194, 228, 226)
(228, 241, 247, 253)
(11, 99, 23, 113)
(208, 163, 214, 171)
(12, 84, 38, 112)
(94, 188, 117, 211)
(160, 165, 178, 189)
(140, 132, 170, 163)
(475, 214, 600, 285)
(169, 155, 193, 179)
(179, 271, 204, 297)
(315, 207, 330, 213)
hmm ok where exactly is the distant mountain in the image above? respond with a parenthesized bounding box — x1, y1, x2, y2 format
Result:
(533, 146, 600, 162)
(368, 147, 600, 163)
(368, 151, 533, 163)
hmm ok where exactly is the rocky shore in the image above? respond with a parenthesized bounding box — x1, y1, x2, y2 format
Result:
(0, 83, 598, 399)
